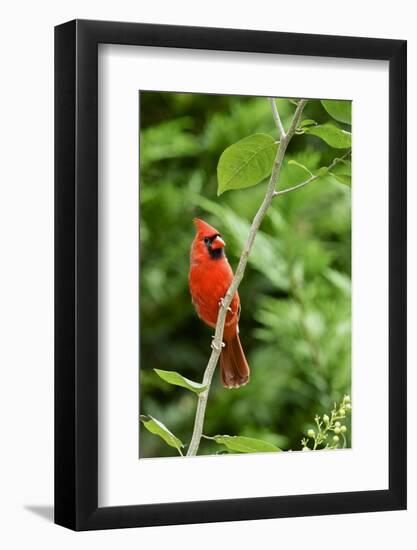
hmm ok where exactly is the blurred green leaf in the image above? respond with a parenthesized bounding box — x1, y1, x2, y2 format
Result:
(140, 117, 201, 167)
(154, 369, 207, 394)
(304, 123, 351, 149)
(321, 100, 352, 125)
(210, 435, 282, 453)
(204, 98, 277, 154)
(324, 268, 352, 296)
(217, 133, 277, 195)
(140, 415, 184, 454)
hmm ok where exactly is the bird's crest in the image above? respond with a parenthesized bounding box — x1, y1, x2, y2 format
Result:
(193, 218, 219, 237)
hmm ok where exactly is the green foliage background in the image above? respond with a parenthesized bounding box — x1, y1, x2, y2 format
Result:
(139, 92, 351, 458)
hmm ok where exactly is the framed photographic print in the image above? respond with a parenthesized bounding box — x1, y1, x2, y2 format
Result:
(55, 19, 407, 530)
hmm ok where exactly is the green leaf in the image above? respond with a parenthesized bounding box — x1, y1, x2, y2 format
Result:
(330, 173, 351, 187)
(140, 415, 184, 454)
(217, 133, 277, 195)
(211, 435, 282, 453)
(288, 159, 313, 176)
(154, 369, 207, 394)
(334, 159, 351, 176)
(299, 119, 317, 128)
(328, 158, 351, 186)
(321, 100, 352, 125)
(304, 123, 351, 149)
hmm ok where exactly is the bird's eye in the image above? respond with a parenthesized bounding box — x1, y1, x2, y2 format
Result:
(203, 237, 210, 244)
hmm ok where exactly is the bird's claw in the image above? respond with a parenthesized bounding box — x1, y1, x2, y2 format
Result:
(211, 337, 226, 351)
(219, 297, 233, 313)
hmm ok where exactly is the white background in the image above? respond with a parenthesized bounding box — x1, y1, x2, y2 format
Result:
(99, 46, 389, 506)
(0, 1, 414, 549)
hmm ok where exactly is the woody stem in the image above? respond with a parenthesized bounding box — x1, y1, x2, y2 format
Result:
(186, 98, 308, 456)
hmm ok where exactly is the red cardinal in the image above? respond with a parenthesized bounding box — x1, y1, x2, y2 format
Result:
(189, 218, 250, 388)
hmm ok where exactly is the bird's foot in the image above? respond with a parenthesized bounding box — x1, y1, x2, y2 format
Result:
(218, 297, 233, 313)
(211, 336, 226, 351)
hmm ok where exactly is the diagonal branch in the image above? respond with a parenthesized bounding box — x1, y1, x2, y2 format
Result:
(186, 99, 308, 456)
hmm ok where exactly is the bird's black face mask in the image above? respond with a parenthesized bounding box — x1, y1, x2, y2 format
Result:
(203, 234, 225, 260)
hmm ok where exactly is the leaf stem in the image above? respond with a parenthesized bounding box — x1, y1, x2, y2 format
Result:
(186, 99, 308, 456)
(273, 150, 351, 197)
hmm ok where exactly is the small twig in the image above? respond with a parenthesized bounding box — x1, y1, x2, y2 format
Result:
(273, 150, 351, 197)
(269, 97, 286, 138)
(186, 99, 308, 456)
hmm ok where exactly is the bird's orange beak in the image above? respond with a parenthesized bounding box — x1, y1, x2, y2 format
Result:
(211, 235, 225, 250)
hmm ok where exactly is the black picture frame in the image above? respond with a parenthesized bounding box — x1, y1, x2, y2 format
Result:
(55, 19, 407, 531)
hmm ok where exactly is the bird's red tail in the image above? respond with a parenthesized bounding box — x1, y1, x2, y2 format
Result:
(220, 333, 250, 389)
